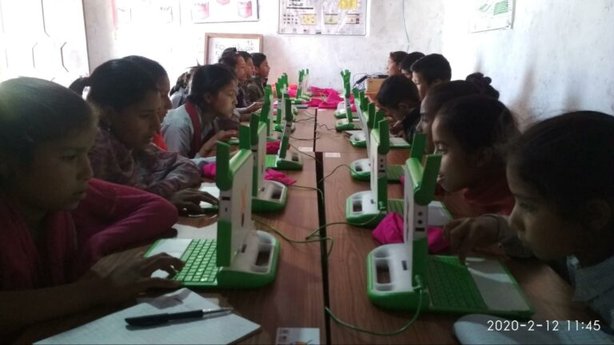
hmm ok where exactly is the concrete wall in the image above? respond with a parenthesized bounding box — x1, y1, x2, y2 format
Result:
(83, 0, 614, 122)
(403, 0, 614, 123)
(83, 0, 409, 91)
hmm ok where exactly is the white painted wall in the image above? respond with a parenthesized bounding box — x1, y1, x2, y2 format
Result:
(83, 0, 614, 122)
(403, 0, 614, 123)
(83, 0, 410, 91)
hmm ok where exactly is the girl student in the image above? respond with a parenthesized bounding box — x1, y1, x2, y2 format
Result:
(386, 51, 408, 76)
(431, 95, 520, 216)
(375, 75, 421, 142)
(0, 77, 183, 339)
(410, 53, 452, 101)
(123, 55, 173, 150)
(445, 112, 614, 330)
(246, 52, 270, 102)
(219, 48, 262, 123)
(162, 64, 238, 159)
(73, 58, 215, 214)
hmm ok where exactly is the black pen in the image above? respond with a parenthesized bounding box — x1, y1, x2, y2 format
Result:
(125, 307, 233, 327)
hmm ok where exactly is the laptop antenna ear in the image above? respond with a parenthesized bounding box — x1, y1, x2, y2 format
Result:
(250, 114, 260, 147)
(239, 125, 250, 151)
(216, 142, 231, 190)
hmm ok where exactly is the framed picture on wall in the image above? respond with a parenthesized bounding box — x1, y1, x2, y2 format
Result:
(204, 33, 263, 63)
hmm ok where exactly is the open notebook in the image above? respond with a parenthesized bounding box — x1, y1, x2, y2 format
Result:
(36, 289, 260, 344)
(147, 134, 279, 289)
(366, 150, 533, 318)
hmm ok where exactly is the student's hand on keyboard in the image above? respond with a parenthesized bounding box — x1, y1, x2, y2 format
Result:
(443, 216, 501, 264)
(245, 101, 263, 113)
(171, 189, 219, 215)
(100, 253, 184, 304)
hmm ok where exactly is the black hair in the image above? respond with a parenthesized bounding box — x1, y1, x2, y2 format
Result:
(122, 55, 169, 83)
(400, 51, 425, 72)
(389, 51, 408, 64)
(466, 72, 500, 99)
(219, 54, 241, 69)
(410, 54, 452, 84)
(170, 66, 199, 95)
(220, 47, 238, 60)
(436, 95, 519, 165)
(0, 77, 95, 164)
(251, 52, 267, 67)
(376, 75, 420, 110)
(68, 77, 89, 96)
(424, 80, 480, 124)
(187, 64, 237, 111)
(78, 59, 158, 112)
(237, 51, 252, 62)
(508, 111, 614, 220)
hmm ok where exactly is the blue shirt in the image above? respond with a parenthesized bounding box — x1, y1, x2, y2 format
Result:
(568, 255, 614, 331)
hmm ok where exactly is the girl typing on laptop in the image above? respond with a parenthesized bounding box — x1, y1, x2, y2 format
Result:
(0, 78, 184, 340)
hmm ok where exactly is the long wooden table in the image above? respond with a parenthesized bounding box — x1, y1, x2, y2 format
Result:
(315, 109, 596, 344)
(17, 105, 595, 345)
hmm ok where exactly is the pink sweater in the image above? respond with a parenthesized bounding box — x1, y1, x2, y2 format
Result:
(0, 179, 177, 290)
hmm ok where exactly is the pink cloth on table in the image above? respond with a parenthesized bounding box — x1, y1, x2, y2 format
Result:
(288, 85, 297, 98)
(266, 140, 280, 154)
(372, 212, 404, 245)
(308, 98, 323, 107)
(201, 163, 216, 179)
(201, 162, 295, 186)
(264, 169, 296, 185)
(371, 212, 450, 253)
(309, 86, 335, 97)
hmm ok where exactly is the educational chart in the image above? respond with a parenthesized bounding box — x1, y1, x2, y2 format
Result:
(279, 0, 367, 35)
(470, 0, 514, 32)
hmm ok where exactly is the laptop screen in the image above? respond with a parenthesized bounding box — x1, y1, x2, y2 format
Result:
(216, 138, 253, 267)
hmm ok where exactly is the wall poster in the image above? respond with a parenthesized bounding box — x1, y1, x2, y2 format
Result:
(470, 0, 514, 32)
(278, 0, 367, 35)
(205, 33, 263, 63)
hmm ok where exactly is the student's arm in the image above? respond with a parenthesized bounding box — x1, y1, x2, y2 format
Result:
(236, 101, 263, 116)
(72, 179, 179, 271)
(161, 111, 192, 157)
(138, 147, 202, 199)
(0, 253, 183, 338)
(444, 214, 532, 263)
(196, 129, 237, 158)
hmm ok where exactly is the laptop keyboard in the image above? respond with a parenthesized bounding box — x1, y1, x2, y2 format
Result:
(426, 256, 487, 312)
(174, 239, 219, 284)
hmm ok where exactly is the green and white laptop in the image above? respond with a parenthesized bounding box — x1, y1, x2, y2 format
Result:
(366, 148, 533, 318)
(265, 96, 303, 171)
(348, 89, 411, 150)
(146, 129, 280, 288)
(335, 70, 361, 131)
(349, 103, 405, 183)
(250, 114, 288, 212)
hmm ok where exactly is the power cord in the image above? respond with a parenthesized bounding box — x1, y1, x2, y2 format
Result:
(253, 217, 335, 257)
(325, 275, 425, 336)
